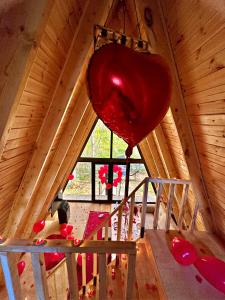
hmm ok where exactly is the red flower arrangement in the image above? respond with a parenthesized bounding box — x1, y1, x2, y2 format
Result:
(98, 165, 123, 189)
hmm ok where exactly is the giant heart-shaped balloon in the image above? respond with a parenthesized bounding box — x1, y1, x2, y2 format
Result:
(87, 43, 172, 154)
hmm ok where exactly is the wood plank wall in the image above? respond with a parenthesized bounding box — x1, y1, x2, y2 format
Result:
(140, 110, 205, 231)
(0, 0, 86, 234)
(161, 0, 225, 235)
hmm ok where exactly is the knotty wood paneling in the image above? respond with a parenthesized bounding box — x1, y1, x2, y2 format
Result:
(0, 0, 87, 234)
(162, 0, 225, 234)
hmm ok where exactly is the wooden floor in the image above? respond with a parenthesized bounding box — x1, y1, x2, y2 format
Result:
(145, 230, 225, 300)
(1, 203, 224, 299)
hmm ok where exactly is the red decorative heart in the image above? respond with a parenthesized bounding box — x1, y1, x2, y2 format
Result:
(87, 43, 171, 153)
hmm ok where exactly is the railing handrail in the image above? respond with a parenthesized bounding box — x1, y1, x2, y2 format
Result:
(85, 177, 191, 241)
(147, 177, 191, 185)
(0, 239, 136, 254)
(85, 178, 147, 241)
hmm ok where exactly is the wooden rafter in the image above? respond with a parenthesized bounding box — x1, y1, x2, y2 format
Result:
(0, 0, 53, 157)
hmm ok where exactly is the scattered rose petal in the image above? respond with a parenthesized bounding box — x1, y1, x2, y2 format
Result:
(135, 281, 138, 289)
(109, 289, 113, 297)
(195, 274, 202, 283)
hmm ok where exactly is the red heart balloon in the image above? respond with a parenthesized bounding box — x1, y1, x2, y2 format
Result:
(87, 43, 172, 153)
(194, 256, 225, 294)
(33, 220, 45, 234)
(17, 260, 26, 276)
(171, 236, 198, 266)
(45, 234, 66, 270)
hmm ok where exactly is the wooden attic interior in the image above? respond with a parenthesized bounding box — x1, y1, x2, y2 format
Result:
(0, 0, 225, 299)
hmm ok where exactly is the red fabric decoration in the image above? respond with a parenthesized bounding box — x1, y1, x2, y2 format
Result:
(87, 43, 172, 155)
(33, 220, 45, 234)
(17, 261, 25, 276)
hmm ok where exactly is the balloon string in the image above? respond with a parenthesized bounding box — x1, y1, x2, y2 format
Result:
(133, 0, 142, 40)
(123, 0, 126, 35)
(124, 145, 132, 198)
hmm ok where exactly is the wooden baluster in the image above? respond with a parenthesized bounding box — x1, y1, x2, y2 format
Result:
(93, 233, 97, 286)
(31, 253, 49, 300)
(125, 253, 136, 300)
(165, 183, 175, 231)
(177, 184, 189, 231)
(0, 253, 23, 300)
(66, 253, 79, 300)
(104, 223, 109, 240)
(190, 201, 199, 232)
(117, 204, 123, 241)
(140, 179, 149, 237)
(128, 194, 135, 240)
(82, 253, 87, 295)
(99, 254, 106, 300)
(116, 204, 123, 266)
(153, 183, 163, 230)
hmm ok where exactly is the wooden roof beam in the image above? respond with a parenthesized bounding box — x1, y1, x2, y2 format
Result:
(19, 88, 96, 237)
(0, 0, 53, 157)
(137, 0, 216, 232)
(4, 0, 113, 238)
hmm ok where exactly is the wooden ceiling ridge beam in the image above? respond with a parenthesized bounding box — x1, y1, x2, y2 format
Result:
(0, 0, 53, 158)
(4, 0, 113, 238)
(136, 0, 216, 232)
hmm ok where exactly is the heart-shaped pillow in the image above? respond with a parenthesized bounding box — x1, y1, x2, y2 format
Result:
(87, 43, 172, 154)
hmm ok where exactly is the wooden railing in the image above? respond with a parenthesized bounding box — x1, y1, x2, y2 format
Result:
(0, 239, 136, 300)
(85, 177, 198, 243)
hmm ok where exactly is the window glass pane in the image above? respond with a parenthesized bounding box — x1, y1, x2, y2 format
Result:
(129, 163, 155, 202)
(63, 162, 91, 200)
(112, 134, 141, 159)
(81, 120, 111, 158)
(112, 164, 126, 201)
(95, 164, 108, 201)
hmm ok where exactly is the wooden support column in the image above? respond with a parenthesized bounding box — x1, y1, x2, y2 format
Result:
(137, 0, 215, 232)
(5, 0, 113, 238)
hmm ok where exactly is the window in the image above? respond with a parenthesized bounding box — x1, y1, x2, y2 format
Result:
(63, 119, 155, 202)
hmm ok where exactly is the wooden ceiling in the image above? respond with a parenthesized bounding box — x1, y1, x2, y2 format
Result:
(0, 0, 224, 240)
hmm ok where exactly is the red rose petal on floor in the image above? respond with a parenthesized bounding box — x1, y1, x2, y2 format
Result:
(195, 274, 202, 283)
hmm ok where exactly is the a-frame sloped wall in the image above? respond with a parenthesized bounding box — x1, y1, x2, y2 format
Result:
(1, 0, 112, 238)
(160, 0, 225, 237)
(140, 111, 205, 231)
(0, 0, 84, 234)
(137, 0, 216, 234)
